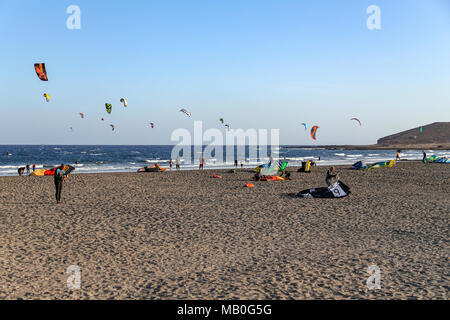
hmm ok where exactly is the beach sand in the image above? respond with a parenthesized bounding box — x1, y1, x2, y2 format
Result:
(0, 162, 448, 300)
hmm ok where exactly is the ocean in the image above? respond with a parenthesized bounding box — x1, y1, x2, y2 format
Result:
(1, 145, 449, 176)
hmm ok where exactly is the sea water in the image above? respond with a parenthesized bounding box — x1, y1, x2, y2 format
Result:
(0, 145, 448, 176)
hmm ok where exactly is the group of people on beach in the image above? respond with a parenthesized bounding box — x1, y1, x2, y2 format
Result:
(17, 163, 36, 176)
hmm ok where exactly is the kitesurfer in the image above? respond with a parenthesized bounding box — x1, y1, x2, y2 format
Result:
(422, 151, 427, 163)
(54, 164, 68, 204)
(326, 167, 339, 186)
(199, 155, 205, 170)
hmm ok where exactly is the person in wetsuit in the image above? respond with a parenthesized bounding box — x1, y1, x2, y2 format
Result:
(54, 164, 68, 204)
(422, 150, 427, 163)
(326, 166, 339, 186)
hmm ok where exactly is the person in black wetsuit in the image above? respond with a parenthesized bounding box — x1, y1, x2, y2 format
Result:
(54, 164, 68, 204)
(326, 166, 339, 186)
(422, 150, 427, 163)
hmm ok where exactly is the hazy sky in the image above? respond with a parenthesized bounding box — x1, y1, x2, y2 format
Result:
(0, 0, 449, 145)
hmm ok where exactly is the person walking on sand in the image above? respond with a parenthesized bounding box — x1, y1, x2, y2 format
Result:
(326, 166, 339, 186)
(26, 163, 30, 175)
(169, 159, 173, 170)
(422, 150, 427, 163)
(54, 163, 68, 204)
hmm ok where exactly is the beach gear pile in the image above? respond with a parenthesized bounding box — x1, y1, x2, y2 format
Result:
(298, 161, 313, 173)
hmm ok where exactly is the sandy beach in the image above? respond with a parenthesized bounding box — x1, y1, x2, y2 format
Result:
(0, 161, 448, 300)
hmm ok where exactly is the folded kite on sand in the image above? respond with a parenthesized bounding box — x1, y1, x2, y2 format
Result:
(137, 164, 167, 172)
(254, 161, 288, 176)
(425, 155, 449, 163)
(367, 160, 395, 170)
(260, 175, 286, 181)
(30, 165, 75, 176)
(350, 161, 368, 170)
(295, 181, 351, 198)
(245, 183, 255, 188)
(351, 160, 395, 170)
(212, 174, 222, 178)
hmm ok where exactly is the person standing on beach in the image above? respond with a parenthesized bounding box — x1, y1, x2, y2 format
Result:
(26, 163, 30, 175)
(169, 159, 173, 170)
(54, 164, 68, 204)
(176, 156, 180, 171)
(199, 155, 204, 170)
(422, 151, 427, 163)
(326, 166, 339, 186)
(234, 159, 238, 168)
(396, 150, 401, 161)
(32, 163, 36, 172)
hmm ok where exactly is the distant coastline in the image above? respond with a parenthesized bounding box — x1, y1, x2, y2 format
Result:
(282, 143, 450, 150)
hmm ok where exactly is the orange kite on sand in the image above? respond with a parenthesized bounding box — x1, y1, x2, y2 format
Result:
(212, 174, 222, 178)
(245, 183, 255, 188)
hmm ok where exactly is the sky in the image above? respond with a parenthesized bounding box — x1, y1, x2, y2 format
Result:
(0, 0, 449, 145)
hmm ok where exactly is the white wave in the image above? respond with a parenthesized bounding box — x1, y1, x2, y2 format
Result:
(346, 154, 363, 158)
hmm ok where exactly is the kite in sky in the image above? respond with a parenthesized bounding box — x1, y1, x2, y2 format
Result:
(105, 103, 112, 114)
(180, 108, 191, 117)
(350, 118, 362, 126)
(34, 63, 48, 81)
(310, 125, 319, 140)
(120, 98, 127, 107)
